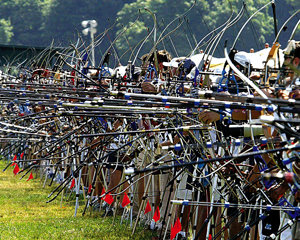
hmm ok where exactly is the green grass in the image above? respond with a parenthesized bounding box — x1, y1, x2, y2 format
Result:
(0, 161, 155, 240)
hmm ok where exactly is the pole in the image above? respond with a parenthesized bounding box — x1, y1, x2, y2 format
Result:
(91, 30, 95, 67)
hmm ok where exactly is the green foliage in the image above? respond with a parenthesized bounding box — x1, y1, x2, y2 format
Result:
(0, 0, 298, 62)
(42, 0, 133, 47)
(202, 0, 274, 46)
(115, 0, 204, 61)
(0, 19, 14, 44)
(114, 0, 280, 61)
(0, 0, 46, 46)
(288, 0, 300, 8)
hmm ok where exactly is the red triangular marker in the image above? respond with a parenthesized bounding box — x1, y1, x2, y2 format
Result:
(174, 217, 182, 234)
(27, 172, 34, 181)
(70, 178, 75, 189)
(13, 164, 20, 175)
(88, 184, 92, 194)
(170, 224, 176, 240)
(121, 192, 131, 208)
(144, 200, 152, 214)
(12, 154, 17, 167)
(101, 187, 106, 200)
(20, 152, 24, 159)
(170, 217, 182, 240)
(153, 206, 160, 222)
(104, 192, 114, 205)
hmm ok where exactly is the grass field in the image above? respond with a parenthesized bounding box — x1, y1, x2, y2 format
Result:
(0, 160, 155, 240)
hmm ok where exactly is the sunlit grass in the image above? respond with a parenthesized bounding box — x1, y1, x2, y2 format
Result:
(0, 161, 155, 239)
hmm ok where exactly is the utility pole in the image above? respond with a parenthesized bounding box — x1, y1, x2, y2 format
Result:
(82, 20, 98, 67)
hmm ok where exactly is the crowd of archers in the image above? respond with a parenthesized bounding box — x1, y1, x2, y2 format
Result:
(0, 4, 300, 240)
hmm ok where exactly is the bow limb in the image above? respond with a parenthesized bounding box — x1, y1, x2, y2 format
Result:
(99, 10, 141, 66)
(224, 41, 269, 99)
(231, 1, 273, 50)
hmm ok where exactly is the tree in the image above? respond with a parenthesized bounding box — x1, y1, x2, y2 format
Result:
(115, 0, 208, 63)
(201, 0, 275, 51)
(287, 0, 300, 8)
(42, 0, 135, 65)
(0, 19, 14, 44)
(43, 0, 135, 45)
(0, 0, 297, 56)
(0, 0, 46, 46)
(115, 0, 298, 61)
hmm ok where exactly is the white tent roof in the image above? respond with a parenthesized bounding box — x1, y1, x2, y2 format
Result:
(234, 48, 285, 69)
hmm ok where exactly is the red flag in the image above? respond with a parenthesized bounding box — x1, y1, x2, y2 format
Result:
(144, 200, 152, 214)
(153, 206, 160, 222)
(170, 217, 182, 240)
(104, 192, 114, 205)
(170, 224, 176, 240)
(13, 164, 20, 175)
(121, 192, 131, 208)
(174, 217, 182, 233)
(70, 178, 75, 189)
(27, 172, 34, 181)
(88, 184, 92, 194)
(101, 187, 106, 200)
(12, 154, 17, 167)
(71, 70, 75, 85)
(20, 152, 24, 159)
